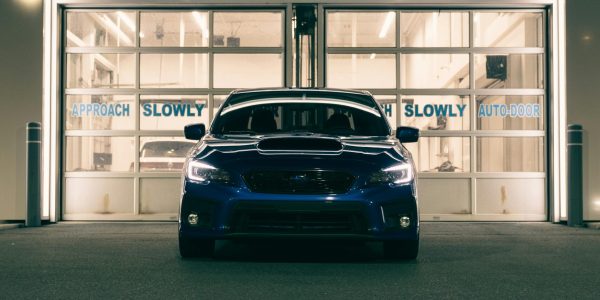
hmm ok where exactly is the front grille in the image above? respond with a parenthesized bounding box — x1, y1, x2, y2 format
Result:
(242, 170, 355, 194)
(230, 201, 367, 234)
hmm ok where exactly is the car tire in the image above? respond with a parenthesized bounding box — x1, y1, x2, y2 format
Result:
(179, 235, 215, 258)
(383, 238, 419, 260)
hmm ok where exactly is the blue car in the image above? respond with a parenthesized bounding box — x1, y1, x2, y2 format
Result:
(179, 88, 420, 259)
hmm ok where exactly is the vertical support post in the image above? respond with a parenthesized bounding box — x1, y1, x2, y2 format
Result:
(316, 3, 325, 88)
(293, 4, 317, 88)
(567, 124, 583, 227)
(295, 26, 301, 87)
(310, 30, 316, 87)
(26, 122, 42, 227)
(285, 3, 294, 88)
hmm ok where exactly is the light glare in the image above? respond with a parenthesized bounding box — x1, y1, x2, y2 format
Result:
(378, 12, 395, 39)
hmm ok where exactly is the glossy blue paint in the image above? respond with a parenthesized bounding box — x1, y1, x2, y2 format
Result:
(179, 89, 419, 242)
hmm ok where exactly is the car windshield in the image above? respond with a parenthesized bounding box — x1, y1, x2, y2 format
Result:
(212, 98, 390, 136)
(141, 141, 195, 157)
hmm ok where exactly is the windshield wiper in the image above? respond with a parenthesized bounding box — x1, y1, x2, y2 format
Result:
(287, 130, 317, 135)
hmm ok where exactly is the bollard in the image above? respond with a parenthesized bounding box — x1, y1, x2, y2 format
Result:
(26, 122, 42, 227)
(567, 124, 583, 227)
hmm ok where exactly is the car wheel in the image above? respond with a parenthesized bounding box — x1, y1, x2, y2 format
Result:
(383, 238, 419, 260)
(179, 235, 215, 258)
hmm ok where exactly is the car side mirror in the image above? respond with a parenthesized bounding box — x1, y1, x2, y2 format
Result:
(396, 126, 419, 143)
(184, 123, 206, 140)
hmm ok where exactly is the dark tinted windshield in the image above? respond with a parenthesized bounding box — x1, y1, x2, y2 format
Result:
(212, 99, 390, 136)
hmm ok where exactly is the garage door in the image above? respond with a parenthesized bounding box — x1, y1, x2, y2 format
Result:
(325, 9, 546, 221)
(62, 9, 286, 220)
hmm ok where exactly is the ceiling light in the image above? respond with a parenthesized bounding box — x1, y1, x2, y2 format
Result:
(100, 14, 133, 45)
(117, 11, 135, 32)
(192, 11, 209, 38)
(378, 12, 395, 39)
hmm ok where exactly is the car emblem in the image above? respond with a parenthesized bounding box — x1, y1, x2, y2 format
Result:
(290, 174, 308, 183)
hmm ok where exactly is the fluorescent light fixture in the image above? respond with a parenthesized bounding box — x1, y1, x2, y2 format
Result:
(66, 30, 84, 47)
(100, 14, 133, 45)
(66, 30, 117, 70)
(117, 11, 135, 32)
(378, 12, 395, 39)
(192, 11, 209, 38)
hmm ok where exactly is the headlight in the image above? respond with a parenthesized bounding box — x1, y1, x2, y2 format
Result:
(186, 160, 233, 184)
(368, 163, 413, 186)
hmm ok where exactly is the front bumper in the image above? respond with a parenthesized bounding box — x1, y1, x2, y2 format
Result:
(179, 181, 419, 241)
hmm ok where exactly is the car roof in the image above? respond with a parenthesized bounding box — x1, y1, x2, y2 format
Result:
(224, 88, 377, 108)
(230, 87, 372, 96)
(141, 140, 195, 147)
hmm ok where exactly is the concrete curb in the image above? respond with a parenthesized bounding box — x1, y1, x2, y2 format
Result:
(0, 224, 22, 231)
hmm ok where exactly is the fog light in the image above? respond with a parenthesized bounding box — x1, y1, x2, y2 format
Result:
(400, 216, 411, 228)
(187, 213, 198, 225)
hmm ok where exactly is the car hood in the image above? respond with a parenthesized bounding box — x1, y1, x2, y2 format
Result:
(189, 134, 410, 174)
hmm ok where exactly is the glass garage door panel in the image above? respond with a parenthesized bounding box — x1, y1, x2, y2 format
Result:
(400, 12, 468, 47)
(140, 178, 181, 215)
(327, 54, 396, 89)
(325, 9, 546, 221)
(139, 137, 195, 172)
(474, 54, 544, 89)
(477, 137, 544, 172)
(400, 95, 470, 131)
(213, 54, 283, 88)
(476, 179, 545, 215)
(404, 137, 470, 173)
(140, 12, 209, 47)
(63, 8, 286, 220)
(65, 95, 135, 130)
(476, 95, 544, 131)
(64, 178, 134, 215)
(401, 54, 469, 89)
(213, 12, 283, 47)
(139, 95, 208, 131)
(66, 11, 136, 47)
(65, 137, 135, 172)
(140, 54, 209, 88)
(418, 179, 470, 215)
(327, 11, 396, 47)
(474, 12, 543, 48)
(66, 53, 135, 89)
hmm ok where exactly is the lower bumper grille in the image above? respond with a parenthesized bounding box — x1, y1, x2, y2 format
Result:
(230, 201, 367, 234)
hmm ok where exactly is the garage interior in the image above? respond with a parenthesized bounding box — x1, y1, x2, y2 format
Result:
(58, 4, 547, 221)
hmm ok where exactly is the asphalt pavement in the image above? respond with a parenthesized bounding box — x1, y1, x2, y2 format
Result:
(1, 222, 599, 299)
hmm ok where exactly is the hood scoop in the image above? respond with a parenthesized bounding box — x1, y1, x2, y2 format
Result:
(257, 137, 343, 152)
